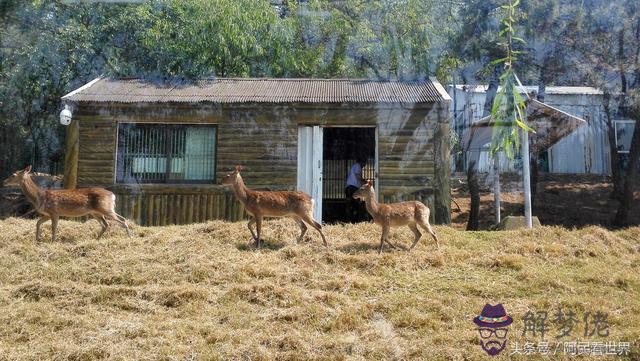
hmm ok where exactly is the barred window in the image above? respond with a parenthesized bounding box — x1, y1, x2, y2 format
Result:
(116, 124, 217, 183)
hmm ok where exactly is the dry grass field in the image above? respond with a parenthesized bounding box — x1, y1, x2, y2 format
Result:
(0, 217, 638, 360)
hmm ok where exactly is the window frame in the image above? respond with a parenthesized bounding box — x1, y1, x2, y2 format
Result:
(614, 119, 636, 154)
(115, 122, 218, 185)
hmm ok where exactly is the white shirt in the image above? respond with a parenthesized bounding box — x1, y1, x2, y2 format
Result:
(346, 163, 363, 188)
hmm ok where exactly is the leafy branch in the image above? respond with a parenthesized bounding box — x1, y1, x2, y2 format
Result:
(488, 0, 533, 159)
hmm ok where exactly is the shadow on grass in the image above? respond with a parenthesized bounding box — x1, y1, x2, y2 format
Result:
(58, 235, 80, 244)
(337, 241, 407, 254)
(235, 239, 287, 251)
(32, 232, 78, 244)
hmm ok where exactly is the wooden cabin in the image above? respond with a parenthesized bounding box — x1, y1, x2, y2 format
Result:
(61, 78, 452, 226)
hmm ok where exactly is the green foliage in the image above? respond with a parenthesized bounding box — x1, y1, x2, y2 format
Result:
(100, 0, 295, 77)
(294, 0, 446, 79)
(489, 68, 534, 159)
(0, 0, 448, 177)
(1, 0, 637, 178)
(97, 0, 446, 79)
(487, 0, 533, 159)
(443, 0, 505, 82)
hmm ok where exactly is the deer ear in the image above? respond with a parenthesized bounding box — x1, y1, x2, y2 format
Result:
(24, 165, 32, 173)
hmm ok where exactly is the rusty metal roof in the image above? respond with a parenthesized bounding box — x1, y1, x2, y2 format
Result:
(62, 77, 450, 104)
(451, 84, 603, 95)
(461, 99, 587, 152)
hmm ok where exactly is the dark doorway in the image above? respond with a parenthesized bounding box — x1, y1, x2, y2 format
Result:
(322, 127, 376, 223)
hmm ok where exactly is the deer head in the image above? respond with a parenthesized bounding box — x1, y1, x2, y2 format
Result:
(3, 165, 32, 187)
(221, 165, 242, 186)
(353, 179, 375, 201)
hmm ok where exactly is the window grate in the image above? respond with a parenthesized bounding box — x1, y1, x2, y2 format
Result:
(116, 124, 217, 184)
(322, 158, 375, 199)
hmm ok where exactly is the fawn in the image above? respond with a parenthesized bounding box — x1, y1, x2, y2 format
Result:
(221, 165, 328, 247)
(3, 166, 131, 241)
(353, 180, 439, 253)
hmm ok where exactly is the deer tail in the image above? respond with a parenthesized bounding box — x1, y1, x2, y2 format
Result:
(309, 197, 322, 227)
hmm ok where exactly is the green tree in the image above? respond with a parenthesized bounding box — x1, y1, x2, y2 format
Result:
(570, 1, 640, 226)
(296, 0, 446, 79)
(488, 0, 533, 159)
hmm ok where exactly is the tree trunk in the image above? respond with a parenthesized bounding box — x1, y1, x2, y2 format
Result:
(464, 66, 499, 231)
(603, 93, 624, 200)
(531, 64, 547, 203)
(612, 26, 639, 226)
(434, 120, 452, 225)
(613, 118, 639, 227)
(63, 118, 79, 189)
(537, 59, 547, 103)
(466, 159, 480, 231)
(483, 66, 500, 117)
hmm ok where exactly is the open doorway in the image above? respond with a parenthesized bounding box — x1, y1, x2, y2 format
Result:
(322, 127, 376, 223)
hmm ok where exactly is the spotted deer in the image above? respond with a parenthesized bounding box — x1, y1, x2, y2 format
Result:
(3, 166, 131, 241)
(353, 180, 439, 253)
(221, 166, 327, 247)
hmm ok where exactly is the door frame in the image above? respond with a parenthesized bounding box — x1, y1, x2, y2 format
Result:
(297, 125, 323, 222)
(297, 125, 379, 223)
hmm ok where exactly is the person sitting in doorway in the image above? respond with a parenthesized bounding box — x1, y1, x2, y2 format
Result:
(345, 158, 368, 223)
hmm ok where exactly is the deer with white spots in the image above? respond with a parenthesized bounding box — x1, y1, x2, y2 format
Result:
(3, 166, 131, 242)
(353, 180, 439, 254)
(221, 165, 327, 248)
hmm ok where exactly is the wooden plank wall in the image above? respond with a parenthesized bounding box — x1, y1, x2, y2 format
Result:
(77, 118, 116, 185)
(216, 109, 297, 188)
(378, 108, 437, 197)
(74, 102, 449, 225)
(112, 187, 245, 226)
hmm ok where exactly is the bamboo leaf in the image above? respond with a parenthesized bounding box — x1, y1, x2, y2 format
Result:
(490, 57, 509, 65)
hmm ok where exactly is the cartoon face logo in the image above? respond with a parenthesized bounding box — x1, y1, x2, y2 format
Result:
(473, 304, 513, 356)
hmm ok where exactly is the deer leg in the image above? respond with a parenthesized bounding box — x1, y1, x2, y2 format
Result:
(51, 215, 59, 242)
(293, 216, 307, 243)
(36, 216, 50, 242)
(255, 216, 263, 247)
(418, 220, 440, 250)
(383, 237, 400, 249)
(408, 223, 422, 251)
(382, 228, 402, 250)
(105, 211, 132, 238)
(301, 212, 328, 247)
(379, 225, 389, 254)
(113, 212, 132, 238)
(95, 215, 109, 240)
(247, 217, 257, 242)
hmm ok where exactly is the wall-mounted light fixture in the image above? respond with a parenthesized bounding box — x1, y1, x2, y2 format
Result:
(60, 104, 73, 125)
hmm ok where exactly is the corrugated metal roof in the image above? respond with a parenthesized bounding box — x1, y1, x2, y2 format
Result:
(461, 99, 588, 152)
(451, 84, 603, 95)
(62, 77, 449, 104)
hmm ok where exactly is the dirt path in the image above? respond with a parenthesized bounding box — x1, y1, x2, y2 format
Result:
(451, 174, 640, 230)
